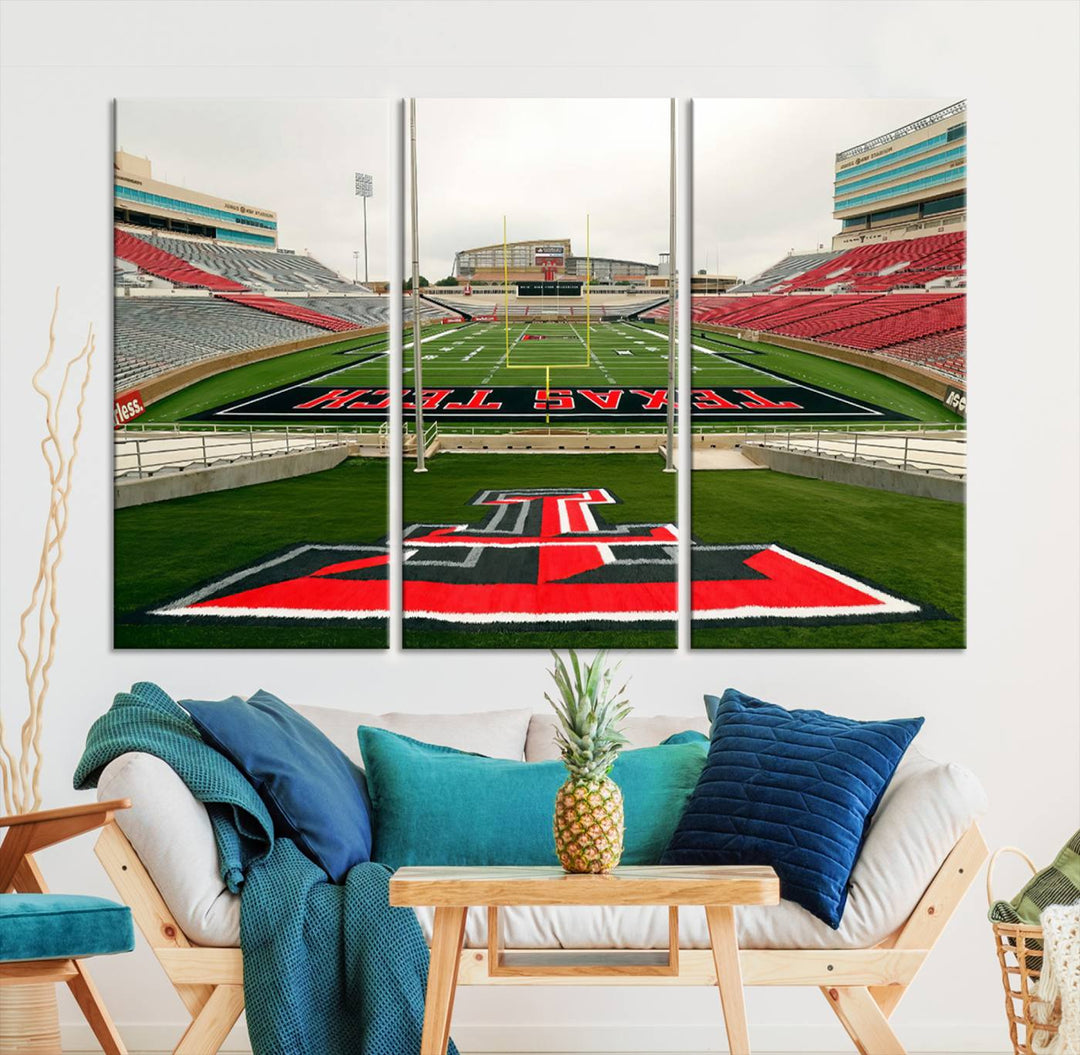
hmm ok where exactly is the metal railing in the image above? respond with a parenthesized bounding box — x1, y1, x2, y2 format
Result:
(120, 420, 384, 435)
(114, 426, 376, 481)
(404, 420, 965, 439)
(745, 430, 966, 477)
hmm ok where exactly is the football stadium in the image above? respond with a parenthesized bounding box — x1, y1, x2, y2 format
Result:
(400, 98, 965, 649)
(112, 123, 398, 650)
(689, 99, 966, 648)
(112, 98, 966, 651)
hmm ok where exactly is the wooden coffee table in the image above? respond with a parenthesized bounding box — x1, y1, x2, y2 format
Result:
(390, 864, 780, 1055)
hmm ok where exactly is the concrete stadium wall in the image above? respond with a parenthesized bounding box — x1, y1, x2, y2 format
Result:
(693, 322, 962, 402)
(134, 324, 388, 406)
(742, 443, 965, 503)
(432, 433, 664, 454)
(114, 445, 351, 508)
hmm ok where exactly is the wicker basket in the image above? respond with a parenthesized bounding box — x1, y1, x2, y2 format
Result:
(989, 846, 1063, 1055)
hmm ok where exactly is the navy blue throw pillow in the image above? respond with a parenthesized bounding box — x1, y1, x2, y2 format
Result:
(662, 688, 923, 928)
(182, 690, 371, 882)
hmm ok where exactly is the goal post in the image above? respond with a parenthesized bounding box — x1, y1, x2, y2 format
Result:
(502, 215, 592, 376)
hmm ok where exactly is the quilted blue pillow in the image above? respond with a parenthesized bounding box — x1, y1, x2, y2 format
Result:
(182, 690, 371, 882)
(662, 688, 923, 928)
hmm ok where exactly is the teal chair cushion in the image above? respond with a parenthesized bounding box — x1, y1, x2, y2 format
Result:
(0, 894, 135, 963)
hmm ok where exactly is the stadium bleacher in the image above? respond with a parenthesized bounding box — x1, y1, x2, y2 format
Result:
(771, 293, 945, 339)
(877, 330, 967, 381)
(729, 250, 841, 293)
(213, 293, 357, 332)
(282, 297, 445, 327)
(729, 233, 966, 296)
(118, 230, 360, 293)
(817, 295, 965, 352)
(688, 290, 965, 381)
(114, 298, 325, 388)
(683, 232, 966, 382)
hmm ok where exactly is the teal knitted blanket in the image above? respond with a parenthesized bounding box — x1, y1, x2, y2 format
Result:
(74, 682, 456, 1055)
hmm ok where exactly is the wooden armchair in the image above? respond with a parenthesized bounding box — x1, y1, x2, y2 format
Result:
(0, 799, 134, 1055)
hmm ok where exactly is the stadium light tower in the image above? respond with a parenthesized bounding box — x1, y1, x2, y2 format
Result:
(354, 172, 373, 284)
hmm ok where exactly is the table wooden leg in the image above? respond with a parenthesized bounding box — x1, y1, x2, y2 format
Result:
(705, 905, 751, 1055)
(422, 905, 467, 1055)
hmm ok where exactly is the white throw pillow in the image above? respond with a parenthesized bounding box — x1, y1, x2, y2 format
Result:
(525, 712, 710, 762)
(296, 704, 533, 765)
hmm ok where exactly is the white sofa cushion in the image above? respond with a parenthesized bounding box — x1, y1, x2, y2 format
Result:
(96, 713, 987, 952)
(294, 705, 533, 765)
(98, 751, 241, 947)
(525, 712, 711, 762)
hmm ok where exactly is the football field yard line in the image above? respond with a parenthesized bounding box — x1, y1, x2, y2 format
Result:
(482, 323, 528, 383)
(689, 338, 885, 414)
(215, 344, 392, 414)
(586, 340, 617, 384)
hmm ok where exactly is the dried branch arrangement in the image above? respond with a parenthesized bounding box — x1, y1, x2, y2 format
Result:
(0, 290, 95, 814)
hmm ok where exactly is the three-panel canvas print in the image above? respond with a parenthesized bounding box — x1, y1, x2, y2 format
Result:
(113, 97, 966, 651)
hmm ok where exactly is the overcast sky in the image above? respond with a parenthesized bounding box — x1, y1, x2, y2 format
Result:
(695, 98, 954, 282)
(117, 100, 388, 282)
(412, 98, 670, 280)
(115, 98, 955, 288)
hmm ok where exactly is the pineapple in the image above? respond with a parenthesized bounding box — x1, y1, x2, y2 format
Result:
(546, 649, 632, 874)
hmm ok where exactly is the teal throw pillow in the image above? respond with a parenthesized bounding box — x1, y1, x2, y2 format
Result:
(357, 727, 707, 870)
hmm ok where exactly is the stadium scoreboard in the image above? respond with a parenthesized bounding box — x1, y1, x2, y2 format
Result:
(517, 280, 582, 297)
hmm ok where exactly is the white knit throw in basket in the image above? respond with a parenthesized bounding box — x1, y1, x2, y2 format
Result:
(1032, 902, 1080, 1055)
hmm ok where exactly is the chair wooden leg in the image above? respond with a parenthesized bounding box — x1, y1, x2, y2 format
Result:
(705, 905, 751, 1055)
(173, 983, 244, 1055)
(421, 906, 467, 1055)
(822, 985, 906, 1055)
(66, 960, 127, 1055)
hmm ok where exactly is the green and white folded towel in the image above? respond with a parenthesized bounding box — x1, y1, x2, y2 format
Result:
(989, 831, 1080, 926)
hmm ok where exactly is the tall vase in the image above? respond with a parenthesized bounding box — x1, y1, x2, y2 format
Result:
(0, 983, 61, 1055)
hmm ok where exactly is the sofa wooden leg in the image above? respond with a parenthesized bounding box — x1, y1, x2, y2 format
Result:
(174, 984, 244, 1055)
(66, 961, 127, 1055)
(822, 985, 905, 1054)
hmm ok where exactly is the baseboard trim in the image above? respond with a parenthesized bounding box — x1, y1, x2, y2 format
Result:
(61, 1019, 1012, 1052)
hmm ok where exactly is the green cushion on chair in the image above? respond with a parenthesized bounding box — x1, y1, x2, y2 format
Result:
(0, 894, 135, 963)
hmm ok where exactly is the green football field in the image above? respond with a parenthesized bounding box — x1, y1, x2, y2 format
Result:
(111, 447, 962, 650)
(691, 468, 964, 649)
(403, 452, 677, 650)
(114, 459, 388, 650)
(405, 320, 671, 387)
(689, 329, 960, 424)
(137, 331, 392, 425)
(129, 319, 961, 429)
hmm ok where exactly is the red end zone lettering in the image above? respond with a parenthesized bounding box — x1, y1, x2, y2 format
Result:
(630, 389, 672, 411)
(579, 390, 623, 411)
(294, 388, 370, 410)
(734, 389, 802, 410)
(443, 389, 503, 411)
(348, 389, 391, 409)
(535, 389, 574, 411)
(403, 388, 454, 411)
(692, 389, 740, 411)
(113, 389, 146, 428)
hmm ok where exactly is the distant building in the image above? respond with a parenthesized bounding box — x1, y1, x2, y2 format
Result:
(452, 238, 659, 283)
(114, 151, 278, 248)
(690, 273, 739, 294)
(832, 101, 966, 249)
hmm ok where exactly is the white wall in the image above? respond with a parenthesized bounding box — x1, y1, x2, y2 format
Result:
(1, 3, 1078, 1052)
